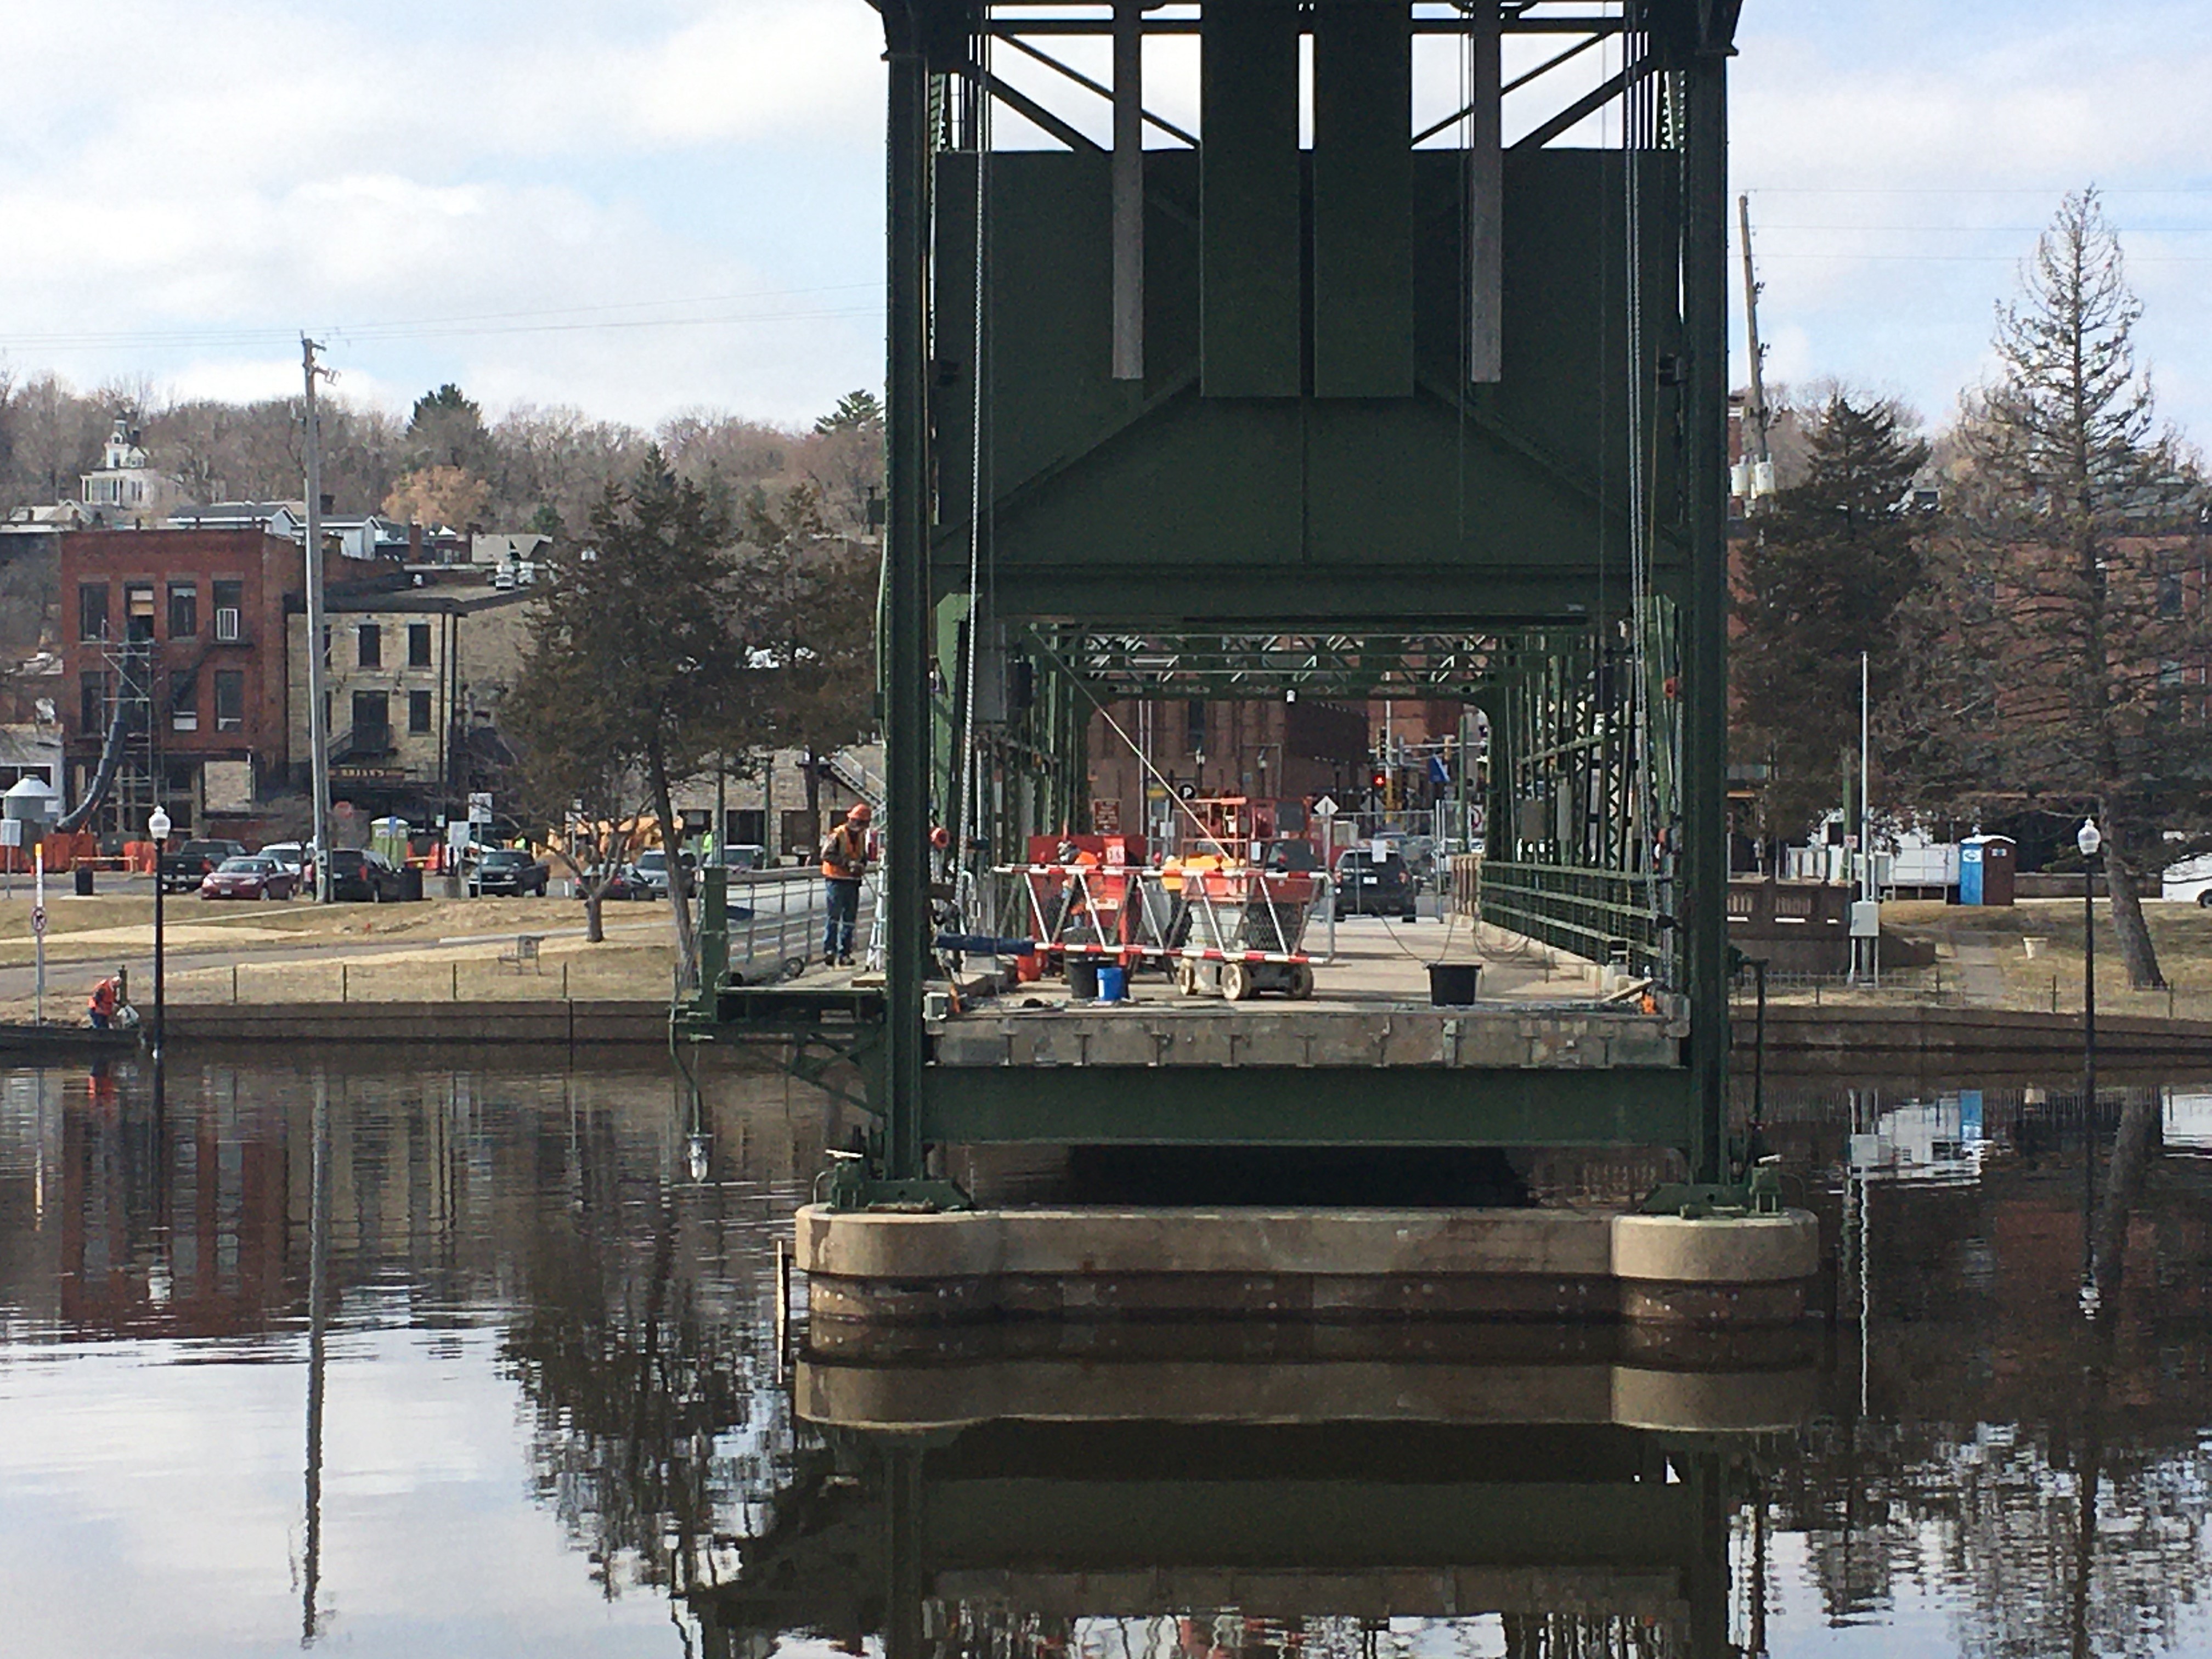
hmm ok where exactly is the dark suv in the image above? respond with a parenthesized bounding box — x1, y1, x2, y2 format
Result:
(160, 838, 247, 893)
(319, 848, 407, 903)
(470, 848, 549, 896)
(1331, 846, 1419, 921)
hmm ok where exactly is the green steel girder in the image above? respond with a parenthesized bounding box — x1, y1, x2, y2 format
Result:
(831, 0, 1741, 1184)
(1033, 627, 1610, 702)
(919, 1065, 1694, 1148)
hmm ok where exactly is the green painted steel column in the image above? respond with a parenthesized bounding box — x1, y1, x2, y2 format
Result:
(1681, 39, 1731, 1182)
(882, 5, 932, 1182)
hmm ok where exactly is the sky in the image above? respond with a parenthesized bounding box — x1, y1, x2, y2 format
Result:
(1, 0, 2209, 444)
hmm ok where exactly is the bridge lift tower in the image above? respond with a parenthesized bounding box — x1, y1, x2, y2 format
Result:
(694, 0, 1751, 1212)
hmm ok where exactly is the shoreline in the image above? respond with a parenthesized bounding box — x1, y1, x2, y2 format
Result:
(0, 996, 2205, 1072)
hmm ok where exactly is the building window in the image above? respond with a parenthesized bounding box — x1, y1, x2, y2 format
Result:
(213, 670, 245, 732)
(125, 585, 155, 642)
(2160, 571, 2186, 617)
(168, 583, 198, 639)
(357, 623, 381, 668)
(408, 622, 433, 668)
(80, 672, 108, 735)
(170, 669, 198, 732)
(409, 689, 433, 733)
(352, 690, 390, 745)
(213, 580, 244, 641)
(78, 584, 109, 642)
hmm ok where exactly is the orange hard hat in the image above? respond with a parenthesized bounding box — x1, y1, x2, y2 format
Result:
(848, 803, 873, 823)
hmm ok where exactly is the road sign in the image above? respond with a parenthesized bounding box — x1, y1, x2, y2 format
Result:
(1312, 794, 1339, 817)
(0, 819, 20, 848)
(31, 905, 46, 937)
(468, 792, 494, 826)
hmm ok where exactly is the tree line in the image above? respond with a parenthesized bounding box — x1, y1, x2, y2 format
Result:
(0, 371, 885, 545)
(1734, 189, 2212, 989)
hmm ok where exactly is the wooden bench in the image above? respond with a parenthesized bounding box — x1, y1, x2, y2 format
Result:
(499, 934, 544, 973)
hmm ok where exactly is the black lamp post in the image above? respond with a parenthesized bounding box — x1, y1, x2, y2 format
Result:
(2078, 817, 2100, 1121)
(2078, 816, 2100, 1304)
(149, 804, 171, 1058)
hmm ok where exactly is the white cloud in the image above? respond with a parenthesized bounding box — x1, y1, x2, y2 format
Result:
(4, 1, 2208, 442)
(1731, 2, 2212, 440)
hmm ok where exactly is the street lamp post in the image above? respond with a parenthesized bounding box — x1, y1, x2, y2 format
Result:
(2077, 816, 2102, 1305)
(149, 804, 171, 1058)
(2079, 817, 2100, 1125)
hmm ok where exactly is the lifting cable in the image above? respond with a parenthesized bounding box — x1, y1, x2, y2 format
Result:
(955, 24, 993, 921)
(1622, 3, 1665, 979)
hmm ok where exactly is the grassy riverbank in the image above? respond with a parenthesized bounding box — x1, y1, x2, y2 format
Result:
(1761, 898, 2212, 1021)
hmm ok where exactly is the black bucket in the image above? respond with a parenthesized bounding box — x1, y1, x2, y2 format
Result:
(1067, 957, 1102, 1000)
(1427, 961, 1480, 1006)
(75, 864, 94, 896)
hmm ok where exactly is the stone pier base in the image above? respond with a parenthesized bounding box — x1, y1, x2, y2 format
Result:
(796, 1204, 1820, 1329)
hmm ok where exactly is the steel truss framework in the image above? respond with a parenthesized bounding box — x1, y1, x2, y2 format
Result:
(693, 0, 1746, 1198)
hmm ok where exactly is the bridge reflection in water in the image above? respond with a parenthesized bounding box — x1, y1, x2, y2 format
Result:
(697, 1323, 1816, 1659)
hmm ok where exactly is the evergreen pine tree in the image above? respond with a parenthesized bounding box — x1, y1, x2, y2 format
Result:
(1733, 393, 1929, 847)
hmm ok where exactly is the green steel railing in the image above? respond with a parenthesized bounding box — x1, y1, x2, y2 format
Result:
(1476, 861, 1668, 978)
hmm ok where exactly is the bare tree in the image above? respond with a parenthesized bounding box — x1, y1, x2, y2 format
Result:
(1940, 189, 2210, 988)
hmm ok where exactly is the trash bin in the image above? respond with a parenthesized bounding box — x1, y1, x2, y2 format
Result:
(75, 865, 94, 896)
(1067, 957, 1102, 999)
(1427, 961, 1480, 1006)
(1096, 964, 1127, 1003)
(399, 865, 425, 902)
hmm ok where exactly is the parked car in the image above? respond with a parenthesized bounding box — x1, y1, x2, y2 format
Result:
(200, 856, 297, 901)
(470, 847, 549, 896)
(623, 848, 695, 899)
(1370, 830, 1438, 882)
(318, 848, 407, 903)
(2162, 854, 2212, 906)
(1332, 845, 1420, 921)
(702, 843, 769, 873)
(258, 842, 309, 879)
(574, 864, 650, 902)
(160, 838, 247, 893)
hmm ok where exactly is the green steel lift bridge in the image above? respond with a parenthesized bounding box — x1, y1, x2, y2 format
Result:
(691, 0, 1749, 1207)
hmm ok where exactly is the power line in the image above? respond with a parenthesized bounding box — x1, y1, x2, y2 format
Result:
(0, 285, 882, 354)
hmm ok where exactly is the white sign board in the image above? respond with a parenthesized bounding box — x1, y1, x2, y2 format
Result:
(447, 821, 473, 853)
(467, 792, 494, 826)
(0, 820, 20, 848)
(1312, 794, 1339, 818)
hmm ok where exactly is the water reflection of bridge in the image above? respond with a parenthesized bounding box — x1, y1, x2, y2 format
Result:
(697, 1323, 1816, 1659)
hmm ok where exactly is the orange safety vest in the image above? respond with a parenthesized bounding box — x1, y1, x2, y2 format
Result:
(821, 823, 870, 880)
(89, 978, 117, 1017)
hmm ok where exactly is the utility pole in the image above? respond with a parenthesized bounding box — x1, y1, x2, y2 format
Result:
(1737, 194, 1774, 507)
(302, 337, 334, 904)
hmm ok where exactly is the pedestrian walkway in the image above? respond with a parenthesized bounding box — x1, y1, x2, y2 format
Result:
(1950, 939, 2011, 1006)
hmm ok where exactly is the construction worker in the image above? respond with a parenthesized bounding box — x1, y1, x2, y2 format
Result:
(820, 804, 873, 966)
(87, 974, 120, 1030)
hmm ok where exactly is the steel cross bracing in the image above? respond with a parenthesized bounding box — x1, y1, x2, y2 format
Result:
(1037, 627, 1607, 702)
(693, 0, 1745, 1200)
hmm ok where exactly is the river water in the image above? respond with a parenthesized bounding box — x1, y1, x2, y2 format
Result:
(1, 1052, 2208, 1657)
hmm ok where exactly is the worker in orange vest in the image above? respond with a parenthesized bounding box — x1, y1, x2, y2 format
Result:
(87, 975, 120, 1030)
(820, 804, 873, 966)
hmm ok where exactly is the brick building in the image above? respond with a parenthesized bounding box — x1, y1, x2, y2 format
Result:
(59, 528, 302, 836)
(1086, 698, 1369, 843)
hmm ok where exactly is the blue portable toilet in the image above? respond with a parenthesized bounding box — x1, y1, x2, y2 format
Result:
(1960, 839, 1985, 905)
